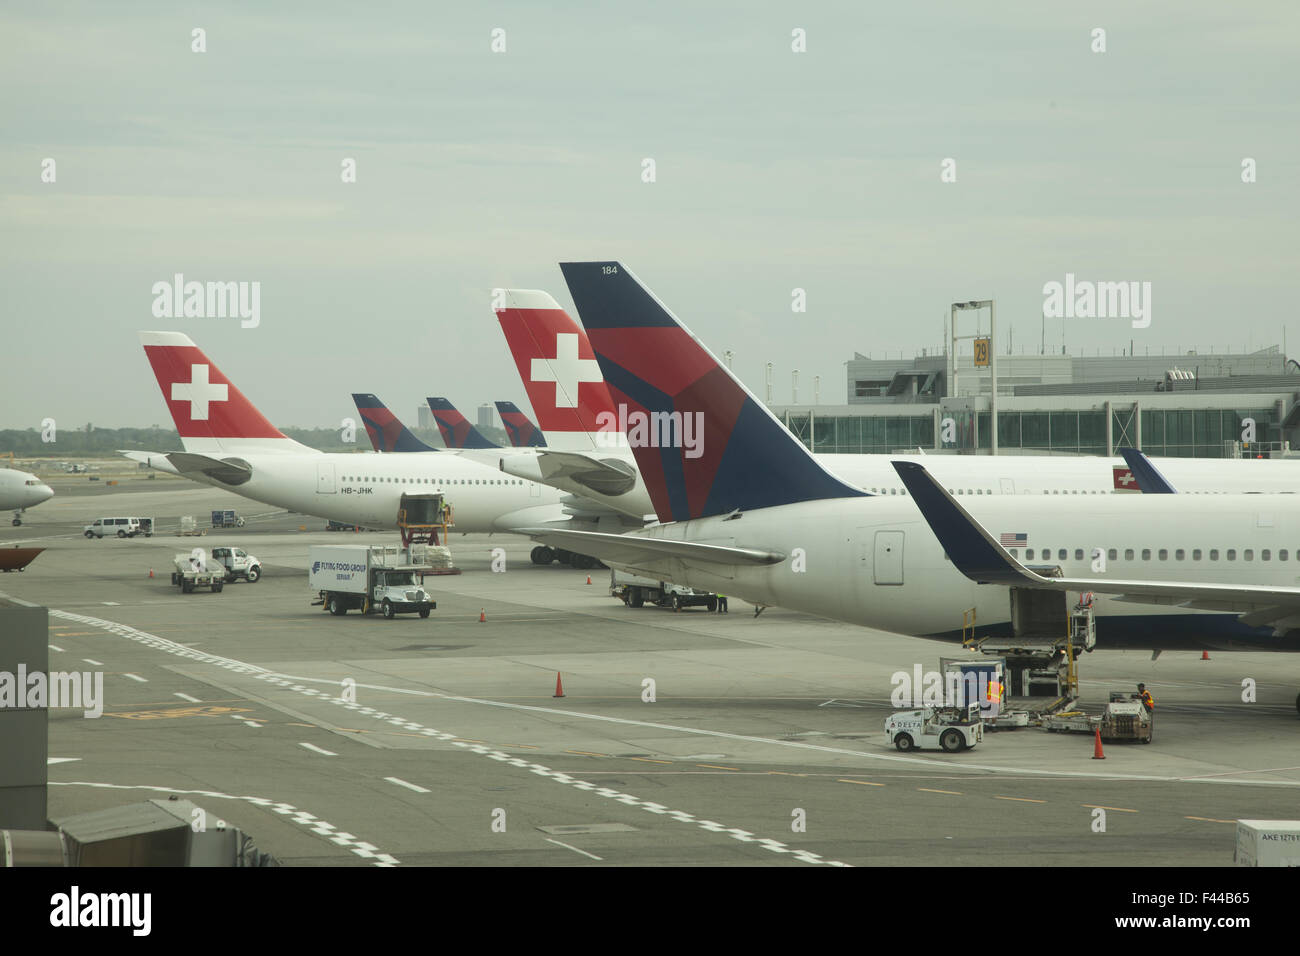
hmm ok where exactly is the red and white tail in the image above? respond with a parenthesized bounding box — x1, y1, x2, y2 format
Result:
(139, 331, 311, 455)
(493, 290, 621, 452)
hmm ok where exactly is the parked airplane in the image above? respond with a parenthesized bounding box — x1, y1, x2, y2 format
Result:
(353, 393, 437, 453)
(492, 288, 1300, 522)
(126, 331, 580, 534)
(1, 468, 54, 525)
(427, 397, 499, 450)
(518, 263, 1300, 673)
(495, 401, 547, 448)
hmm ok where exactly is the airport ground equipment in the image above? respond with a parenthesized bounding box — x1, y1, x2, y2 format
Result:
(885, 703, 983, 752)
(407, 542, 461, 576)
(176, 515, 205, 536)
(610, 568, 717, 611)
(0, 547, 44, 573)
(211, 509, 245, 528)
(531, 544, 603, 569)
(170, 551, 224, 593)
(397, 493, 449, 548)
(1234, 820, 1300, 866)
(1100, 692, 1154, 743)
(309, 544, 435, 619)
(135, 517, 154, 537)
(211, 546, 262, 583)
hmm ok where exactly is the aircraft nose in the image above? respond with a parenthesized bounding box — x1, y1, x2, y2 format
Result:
(35, 483, 54, 504)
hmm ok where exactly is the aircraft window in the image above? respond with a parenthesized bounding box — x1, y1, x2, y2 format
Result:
(1124, 549, 1134, 561)
(976, 489, 982, 495)
(1058, 549, 1067, 561)
(1107, 548, 1117, 560)
(1227, 549, 1236, 561)
(1282, 550, 1290, 561)
(1262, 550, 1271, 561)
(890, 488, 895, 495)
(1210, 549, 1219, 560)
(1074, 549, 1084, 560)
(1244, 549, 1254, 561)
(1158, 549, 1167, 560)
(1026, 549, 1034, 560)
(1192, 549, 1200, 560)
(1175, 549, 1185, 560)
(1141, 549, 1151, 561)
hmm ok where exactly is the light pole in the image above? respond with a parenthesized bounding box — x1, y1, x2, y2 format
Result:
(951, 299, 997, 454)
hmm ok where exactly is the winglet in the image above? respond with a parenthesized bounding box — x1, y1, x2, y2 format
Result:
(891, 461, 1040, 586)
(1117, 447, 1178, 494)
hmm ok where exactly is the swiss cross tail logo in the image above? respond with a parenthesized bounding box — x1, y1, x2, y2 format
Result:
(1114, 468, 1136, 488)
(530, 333, 601, 408)
(171, 364, 229, 420)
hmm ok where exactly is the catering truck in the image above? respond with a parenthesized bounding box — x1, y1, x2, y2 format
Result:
(309, 544, 435, 619)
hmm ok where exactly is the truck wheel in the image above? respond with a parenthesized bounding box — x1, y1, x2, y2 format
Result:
(170, 572, 178, 585)
(629, 590, 644, 608)
(212, 582, 224, 593)
(246, 566, 261, 583)
(117, 530, 127, 538)
(672, 594, 681, 612)
(894, 733, 915, 752)
(182, 581, 193, 594)
(940, 729, 964, 752)
(707, 597, 718, 612)
(418, 607, 430, 619)
(85, 531, 94, 538)
(382, 599, 395, 619)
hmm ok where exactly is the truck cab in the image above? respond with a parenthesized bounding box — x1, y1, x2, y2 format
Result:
(885, 704, 983, 753)
(211, 546, 262, 583)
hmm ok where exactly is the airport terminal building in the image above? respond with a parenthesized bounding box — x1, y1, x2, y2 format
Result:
(772, 346, 1300, 458)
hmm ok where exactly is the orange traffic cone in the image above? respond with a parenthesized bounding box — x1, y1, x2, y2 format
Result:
(1201, 650, 1210, 661)
(148, 568, 154, 578)
(585, 575, 592, 585)
(553, 672, 565, 698)
(1092, 727, 1106, 760)
(479, 608, 486, 623)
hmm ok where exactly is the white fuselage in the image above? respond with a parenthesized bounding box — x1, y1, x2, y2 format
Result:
(170, 450, 569, 533)
(608, 493, 1300, 648)
(0, 469, 55, 513)
(502, 448, 1300, 520)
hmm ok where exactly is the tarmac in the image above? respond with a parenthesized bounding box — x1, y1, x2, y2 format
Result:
(3, 473, 1299, 866)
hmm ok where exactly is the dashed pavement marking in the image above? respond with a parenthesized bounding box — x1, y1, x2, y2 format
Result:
(299, 743, 337, 756)
(546, 838, 602, 861)
(384, 776, 430, 794)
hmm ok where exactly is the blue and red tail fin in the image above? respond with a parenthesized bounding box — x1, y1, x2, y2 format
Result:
(558, 261, 866, 522)
(494, 401, 547, 448)
(351, 393, 437, 453)
(426, 397, 500, 449)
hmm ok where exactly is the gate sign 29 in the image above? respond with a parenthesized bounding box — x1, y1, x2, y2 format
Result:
(973, 337, 990, 367)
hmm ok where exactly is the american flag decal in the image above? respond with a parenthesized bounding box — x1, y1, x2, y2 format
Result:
(999, 532, 1027, 547)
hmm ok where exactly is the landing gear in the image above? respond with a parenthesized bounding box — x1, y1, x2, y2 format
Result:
(11, 516, 21, 527)
(531, 545, 556, 565)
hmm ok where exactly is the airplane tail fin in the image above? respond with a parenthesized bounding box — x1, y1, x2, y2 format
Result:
(139, 331, 312, 455)
(558, 262, 866, 521)
(493, 289, 618, 452)
(494, 401, 547, 448)
(352, 393, 437, 453)
(426, 398, 499, 449)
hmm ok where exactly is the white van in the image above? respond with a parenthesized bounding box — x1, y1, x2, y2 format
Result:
(84, 517, 147, 539)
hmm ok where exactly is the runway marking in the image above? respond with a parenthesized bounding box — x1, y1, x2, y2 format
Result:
(566, 750, 609, 758)
(107, 705, 250, 720)
(289, 722, 316, 728)
(995, 796, 1046, 804)
(628, 757, 673, 765)
(103, 602, 119, 606)
(174, 692, 201, 703)
(385, 776, 430, 794)
(48, 644, 64, 651)
(838, 779, 884, 787)
(918, 788, 963, 795)
(768, 771, 808, 776)
(697, 764, 739, 771)
(299, 743, 337, 756)
(122, 673, 147, 683)
(1083, 804, 1138, 813)
(243, 721, 262, 728)
(47, 781, 400, 866)
(82, 658, 103, 666)
(48, 607, 1300, 793)
(1185, 816, 1235, 824)
(546, 838, 602, 861)
(48, 757, 81, 765)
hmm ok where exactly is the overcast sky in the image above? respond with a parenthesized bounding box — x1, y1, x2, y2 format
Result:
(3, 2, 1298, 430)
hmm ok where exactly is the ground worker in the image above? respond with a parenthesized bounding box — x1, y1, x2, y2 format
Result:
(1137, 682, 1154, 711)
(717, 592, 728, 614)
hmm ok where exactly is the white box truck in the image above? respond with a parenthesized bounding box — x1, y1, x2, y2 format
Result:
(309, 545, 435, 619)
(1235, 820, 1300, 866)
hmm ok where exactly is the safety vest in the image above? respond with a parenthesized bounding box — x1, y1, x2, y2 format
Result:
(1140, 691, 1154, 709)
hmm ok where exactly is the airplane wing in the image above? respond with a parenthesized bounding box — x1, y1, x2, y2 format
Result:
(1118, 447, 1178, 494)
(518, 526, 785, 569)
(504, 450, 638, 497)
(164, 452, 254, 485)
(119, 450, 181, 475)
(892, 460, 1300, 629)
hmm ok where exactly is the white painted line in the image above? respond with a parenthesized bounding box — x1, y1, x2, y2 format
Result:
(384, 776, 429, 793)
(48, 644, 64, 652)
(82, 658, 103, 666)
(300, 743, 337, 756)
(174, 692, 201, 703)
(546, 838, 602, 861)
(103, 602, 119, 606)
(47, 757, 81, 765)
(123, 673, 147, 683)
(243, 721, 262, 728)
